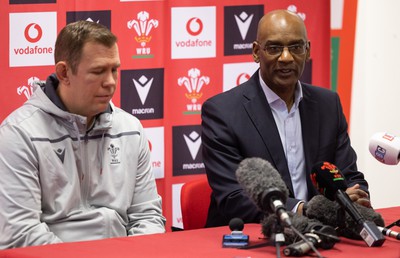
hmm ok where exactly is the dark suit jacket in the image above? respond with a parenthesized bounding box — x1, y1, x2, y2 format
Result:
(201, 71, 369, 227)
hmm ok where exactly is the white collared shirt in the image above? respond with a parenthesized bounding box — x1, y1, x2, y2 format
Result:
(258, 72, 308, 201)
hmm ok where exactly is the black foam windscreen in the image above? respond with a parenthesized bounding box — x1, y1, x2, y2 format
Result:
(261, 212, 325, 244)
(229, 217, 244, 231)
(235, 157, 289, 213)
(310, 161, 348, 200)
(306, 195, 385, 240)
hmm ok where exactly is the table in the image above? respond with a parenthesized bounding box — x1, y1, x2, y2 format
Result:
(1, 207, 399, 258)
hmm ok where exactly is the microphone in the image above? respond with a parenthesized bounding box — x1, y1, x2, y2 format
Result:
(261, 212, 339, 246)
(306, 195, 400, 242)
(369, 132, 400, 165)
(309, 162, 385, 246)
(235, 157, 291, 226)
(222, 218, 249, 248)
(378, 226, 400, 240)
(306, 195, 385, 239)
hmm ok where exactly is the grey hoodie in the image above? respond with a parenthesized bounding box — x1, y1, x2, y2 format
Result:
(0, 74, 166, 249)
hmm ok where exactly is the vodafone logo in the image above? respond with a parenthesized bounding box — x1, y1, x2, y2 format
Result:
(14, 21, 52, 56)
(223, 62, 258, 92)
(144, 127, 164, 179)
(186, 17, 203, 36)
(9, 12, 57, 67)
(236, 72, 251, 86)
(171, 6, 216, 59)
(24, 23, 43, 43)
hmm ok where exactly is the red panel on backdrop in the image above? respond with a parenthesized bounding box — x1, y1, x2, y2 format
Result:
(263, 0, 331, 89)
(0, 0, 330, 232)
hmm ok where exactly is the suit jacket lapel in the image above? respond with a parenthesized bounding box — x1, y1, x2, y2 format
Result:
(242, 76, 295, 196)
(299, 84, 320, 198)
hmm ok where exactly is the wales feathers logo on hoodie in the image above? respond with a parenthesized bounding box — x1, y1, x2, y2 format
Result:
(108, 143, 121, 164)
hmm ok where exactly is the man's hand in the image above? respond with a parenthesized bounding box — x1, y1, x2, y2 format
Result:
(296, 202, 305, 215)
(346, 184, 371, 208)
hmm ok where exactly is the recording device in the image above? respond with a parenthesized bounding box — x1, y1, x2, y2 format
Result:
(309, 161, 385, 247)
(222, 218, 249, 248)
(235, 157, 292, 227)
(369, 132, 400, 165)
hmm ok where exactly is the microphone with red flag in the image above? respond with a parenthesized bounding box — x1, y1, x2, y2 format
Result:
(309, 161, 385, 247)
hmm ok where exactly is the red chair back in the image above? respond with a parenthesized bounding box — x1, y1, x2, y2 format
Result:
(180, 177, 212, 230)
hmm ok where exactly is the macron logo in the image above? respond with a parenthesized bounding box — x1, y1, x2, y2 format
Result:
(54, 148, 65, 163)
(234, 12, 253, 41)
(183, 131, 201, 160)
(133, 75, 153, 105)
(86, 17, 100, 23)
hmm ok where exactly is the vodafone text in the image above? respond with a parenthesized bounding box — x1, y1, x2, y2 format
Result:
(175, 39, 212, 47)
(14, 45, 53, 55)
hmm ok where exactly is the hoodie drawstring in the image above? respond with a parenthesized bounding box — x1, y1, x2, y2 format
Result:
(98, 131, 106, 175)
(72, 121, 84, 180)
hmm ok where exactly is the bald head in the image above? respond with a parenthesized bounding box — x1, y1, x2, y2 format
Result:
(256, 10, 308, 43)
(252, 9, 311, 100)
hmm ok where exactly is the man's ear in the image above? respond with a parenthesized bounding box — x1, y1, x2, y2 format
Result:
(305, 41, 311, 61)
(55, 61, 69, 85)
(252, 41, 260, 63)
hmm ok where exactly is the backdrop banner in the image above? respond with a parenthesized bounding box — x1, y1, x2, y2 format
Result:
(0, 0, 330, 230)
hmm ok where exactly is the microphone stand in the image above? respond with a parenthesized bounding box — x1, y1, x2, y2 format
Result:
(271, 217, 285, 258)
(385, 219, 400, 229)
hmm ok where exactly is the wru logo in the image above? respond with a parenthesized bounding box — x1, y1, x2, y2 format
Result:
(178, 68, 210, 112)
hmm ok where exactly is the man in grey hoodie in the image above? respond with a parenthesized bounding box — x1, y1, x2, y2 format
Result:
(0, 20, 166, 249)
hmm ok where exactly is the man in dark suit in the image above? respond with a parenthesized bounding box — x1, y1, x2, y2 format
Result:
(201, 9, 371, 227)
